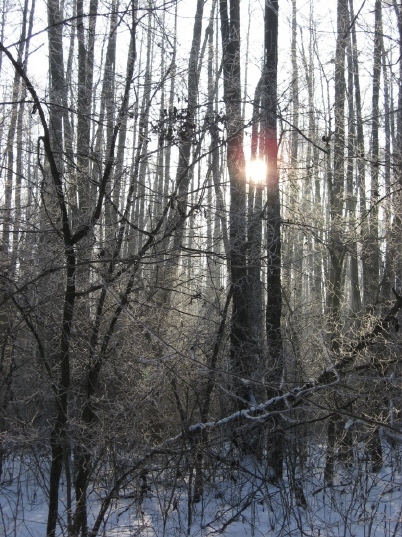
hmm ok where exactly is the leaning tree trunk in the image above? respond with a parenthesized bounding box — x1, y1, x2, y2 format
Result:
(151, 0, 205, 311)
(171, 0, 205, 248)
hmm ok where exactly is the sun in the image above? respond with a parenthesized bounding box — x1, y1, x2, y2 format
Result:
(246, 158, 267, 185)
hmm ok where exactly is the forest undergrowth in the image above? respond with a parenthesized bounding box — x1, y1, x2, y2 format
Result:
(1, 437, 402, 536)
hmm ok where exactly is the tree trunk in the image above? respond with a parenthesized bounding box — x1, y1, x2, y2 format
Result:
(262, 0, 283, 479)
(328, 0, 348, 353)
(70, 6, 138, 534)
(248, 78, 264, 370)
(349, 0, 368, 305)
(380, 42, 393, 301)
(346, 5, 361, 313)
(2, 0, 28, 255)
(46, 2, 75, 534)
(324, 0, 348, 485)
(367, 0, 382, 304)
(220, 0, 253, 410)
(76, 0, 98, 211)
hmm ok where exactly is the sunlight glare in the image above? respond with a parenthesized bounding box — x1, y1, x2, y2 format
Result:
(246, 158, 267, 185)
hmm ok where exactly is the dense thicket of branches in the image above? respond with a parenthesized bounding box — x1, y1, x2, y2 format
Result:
(1, 0, 402, 535)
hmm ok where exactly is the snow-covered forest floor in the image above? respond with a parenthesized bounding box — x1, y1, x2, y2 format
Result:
(2, 440, 402, 537)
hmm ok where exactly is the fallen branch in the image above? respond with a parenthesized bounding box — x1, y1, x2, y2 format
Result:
(89, 290, 402, 537)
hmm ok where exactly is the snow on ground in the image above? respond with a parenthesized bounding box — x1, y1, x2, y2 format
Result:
(1, 444, 402, 536)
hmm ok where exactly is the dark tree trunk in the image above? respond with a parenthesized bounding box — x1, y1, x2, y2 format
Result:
(367, 0, 382, 304)
(220, 0, 253, 408)
(247, 78, 264, 373)
(262, 0, 283, 479)
(328, 0, 348, 354)
(263, 0, 282, 385)
(324, 0, 348, 485)
(46, 2, 76, 534)
(349, 0, 368, 304)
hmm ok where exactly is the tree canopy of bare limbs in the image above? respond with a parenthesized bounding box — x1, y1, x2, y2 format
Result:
(1, 0, 402, 535)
